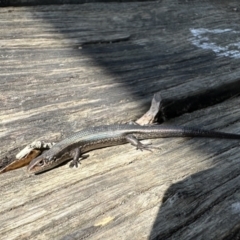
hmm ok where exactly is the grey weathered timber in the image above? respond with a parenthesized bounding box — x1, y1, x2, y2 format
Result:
(0, 0, 154, 7)
(1, 1, 240, 239)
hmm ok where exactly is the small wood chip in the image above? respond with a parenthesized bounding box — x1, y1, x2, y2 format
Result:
(136, 92, 163, 125)
(16, 140, 55, 159)
(0, 149, 41, 174)
(0, 140, 56, 174)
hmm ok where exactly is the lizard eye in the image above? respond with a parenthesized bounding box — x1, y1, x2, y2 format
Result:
(36, 159, 45, 166)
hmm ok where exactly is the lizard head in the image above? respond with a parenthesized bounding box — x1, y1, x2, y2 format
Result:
(27, 155, 49, 174)
(27, 152, 71, 174)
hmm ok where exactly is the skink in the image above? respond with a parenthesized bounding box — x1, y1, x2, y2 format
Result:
(27, 124, 240, 174)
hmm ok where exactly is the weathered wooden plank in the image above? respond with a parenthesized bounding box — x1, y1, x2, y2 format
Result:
(1, 97, 240, 239)
(1, 1, 240, 159)
(1, 1, 240, 239)
(1, 0, 154, 7)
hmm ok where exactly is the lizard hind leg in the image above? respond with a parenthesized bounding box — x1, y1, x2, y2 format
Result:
(125, 134, 158, 152)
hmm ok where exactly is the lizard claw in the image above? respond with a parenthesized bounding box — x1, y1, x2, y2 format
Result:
(136, 142, 159, 152)
(69, 160, 79, 168)
(69, 154, 89, 168)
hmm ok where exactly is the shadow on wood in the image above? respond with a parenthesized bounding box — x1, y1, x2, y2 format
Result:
(1, 1, 240, 239)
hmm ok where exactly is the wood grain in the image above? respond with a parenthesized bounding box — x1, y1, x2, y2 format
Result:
(1, 1, 240, 239)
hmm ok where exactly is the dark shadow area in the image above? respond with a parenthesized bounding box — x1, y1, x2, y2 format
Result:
(150, 154, 240, 239)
